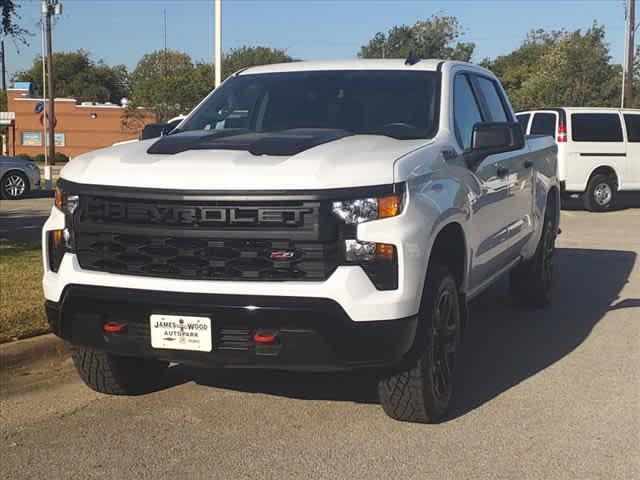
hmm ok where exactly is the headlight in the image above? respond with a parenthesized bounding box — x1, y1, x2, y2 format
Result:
(54, 186, 79, 215)
(26, 162, 39, 171)
(331, 193, 402, 224)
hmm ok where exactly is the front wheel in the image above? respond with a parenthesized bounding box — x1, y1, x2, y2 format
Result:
(71, 346, 168, 395)
(1, 171, 29, 199)
(378, 265, 461, 423)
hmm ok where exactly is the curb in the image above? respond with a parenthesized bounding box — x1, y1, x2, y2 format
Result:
(0, 334, 69, 372)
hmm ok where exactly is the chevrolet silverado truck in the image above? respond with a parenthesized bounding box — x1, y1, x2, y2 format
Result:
(43, 58, 559, 423)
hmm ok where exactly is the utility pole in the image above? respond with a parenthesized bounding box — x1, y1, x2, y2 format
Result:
(0, 40, 6, 92)
(624, 0, 636, 108)
(42, 1, 62, 165)
(214, 0, 222, 87)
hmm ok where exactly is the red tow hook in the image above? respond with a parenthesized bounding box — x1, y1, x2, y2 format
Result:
(253, 330, 278, 345)
(103, 321, 128, 334)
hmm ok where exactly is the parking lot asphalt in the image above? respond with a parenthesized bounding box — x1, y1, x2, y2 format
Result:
(1, 205, 639, 479)
(0, 193, 54, 242)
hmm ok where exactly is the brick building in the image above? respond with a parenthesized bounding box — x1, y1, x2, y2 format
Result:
(4, 82, 155, 159)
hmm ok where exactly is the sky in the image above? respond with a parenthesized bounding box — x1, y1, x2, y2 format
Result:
(3, 0, 631, 83)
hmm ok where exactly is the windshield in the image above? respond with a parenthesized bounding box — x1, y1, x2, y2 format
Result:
(179, 70, 441, 140)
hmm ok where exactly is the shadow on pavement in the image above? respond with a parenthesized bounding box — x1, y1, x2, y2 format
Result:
(167, 247, 637, 416)
(562, 192, 640, 211)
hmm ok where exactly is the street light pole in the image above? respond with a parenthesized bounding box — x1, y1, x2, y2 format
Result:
(214, 0, 222, 87)
(44, 1, 56, 165)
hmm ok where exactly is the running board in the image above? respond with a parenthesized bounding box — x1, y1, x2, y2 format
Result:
(466, 257, 522, 301)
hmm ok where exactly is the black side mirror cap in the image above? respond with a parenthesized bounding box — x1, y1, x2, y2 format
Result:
(471, 122, 525, 155)
(140, 123, 168, 140)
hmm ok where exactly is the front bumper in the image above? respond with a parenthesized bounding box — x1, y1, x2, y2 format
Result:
(47, 285, 418, 371)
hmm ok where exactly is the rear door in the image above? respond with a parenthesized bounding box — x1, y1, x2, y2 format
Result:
(623, 112, 640, 189)
(530, 111, 558, 138)
(566, 112, 626, 191)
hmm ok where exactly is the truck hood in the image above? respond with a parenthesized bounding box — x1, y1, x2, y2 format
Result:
(60, 132, 432, 191)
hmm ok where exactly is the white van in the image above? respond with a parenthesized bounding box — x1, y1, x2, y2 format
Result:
(517, 108, 640, 211)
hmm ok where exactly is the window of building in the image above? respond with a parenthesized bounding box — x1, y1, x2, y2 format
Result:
(21, 132, 42, 146)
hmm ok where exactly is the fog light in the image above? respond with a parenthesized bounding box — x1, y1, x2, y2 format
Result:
(345, 239, 376, 262)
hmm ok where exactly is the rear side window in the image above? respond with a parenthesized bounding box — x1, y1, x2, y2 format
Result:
(474, 76, 509, 122)
(530, 113, 557, 136)
(571, 113, 623, 142)
(517, 114, 530, 133)
(624, 114, 640, 142)
(453, 74, 483, 150)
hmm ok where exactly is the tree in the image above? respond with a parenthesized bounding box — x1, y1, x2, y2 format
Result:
(130, 50, 207, 122)
(359, 15, 475, 61)
(1, 0, 31, 45)
(483, 24, 621, 110)
(14, 50, 129, 104)
(222, 46, 293, 78)
(130, 46, 293, 121)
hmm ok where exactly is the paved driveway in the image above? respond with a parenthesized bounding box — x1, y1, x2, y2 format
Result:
(0, 193, 54, 242)
(1, 208, 639, 479)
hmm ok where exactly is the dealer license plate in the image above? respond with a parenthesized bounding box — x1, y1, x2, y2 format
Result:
(149, 315, 212, 352)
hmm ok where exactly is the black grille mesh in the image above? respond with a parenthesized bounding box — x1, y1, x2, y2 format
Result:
(75, 196, 339, 282)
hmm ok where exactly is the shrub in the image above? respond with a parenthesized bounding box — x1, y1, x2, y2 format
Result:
(16, 153, 33, 162)
(54, 152, 69, 163)
(33, 154, 45, 163)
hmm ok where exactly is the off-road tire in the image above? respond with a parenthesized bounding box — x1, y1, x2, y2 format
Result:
(71, 346, 168, 395)
(583, 173, 616, 212)
(510, 203, 556, 308)
(378, 265, 461, 423)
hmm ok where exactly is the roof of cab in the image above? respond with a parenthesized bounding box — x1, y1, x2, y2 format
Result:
(238, 59, 486, 75)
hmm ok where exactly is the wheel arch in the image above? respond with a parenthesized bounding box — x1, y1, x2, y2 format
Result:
(587, 165, 619, 191)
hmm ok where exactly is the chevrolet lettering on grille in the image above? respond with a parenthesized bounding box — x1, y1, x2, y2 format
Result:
(85, 198, 313, 227)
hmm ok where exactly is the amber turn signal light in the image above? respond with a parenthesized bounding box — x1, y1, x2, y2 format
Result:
(54, 186, 64, 211)
(378, 194, 401, 219)
(375, 243, 395, 261)
(52, 229, 64, 248)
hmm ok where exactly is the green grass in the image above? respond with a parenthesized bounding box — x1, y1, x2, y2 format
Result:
(0, 241, 48, 343)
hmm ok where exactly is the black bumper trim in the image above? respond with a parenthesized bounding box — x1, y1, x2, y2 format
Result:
(47, 285, 417, 371)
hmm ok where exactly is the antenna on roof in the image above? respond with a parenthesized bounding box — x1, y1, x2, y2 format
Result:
(405, 51, 420, 66)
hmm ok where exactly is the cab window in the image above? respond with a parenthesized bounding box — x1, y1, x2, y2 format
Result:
(453, 74, 483, 150)
(517, 113, 531, 133)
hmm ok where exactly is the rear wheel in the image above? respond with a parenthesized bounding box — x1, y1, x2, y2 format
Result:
(510, 201, 556, 308)
(378, 265, 461, 423)
(1, 171, 29, 199)
(583, 173, 616, 212)
(71, 346, 168, 395)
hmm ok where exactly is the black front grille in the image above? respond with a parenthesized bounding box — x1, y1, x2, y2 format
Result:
(75, 195, 339, 282)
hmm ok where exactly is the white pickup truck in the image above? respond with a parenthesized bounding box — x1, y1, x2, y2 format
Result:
(43, 58, 559, 423)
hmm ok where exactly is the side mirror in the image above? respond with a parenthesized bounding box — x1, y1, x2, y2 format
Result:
(471, 122, 524, 155)
(140, 123, 168, 140)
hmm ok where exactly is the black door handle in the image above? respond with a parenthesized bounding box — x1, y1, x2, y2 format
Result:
(524, 160, 534, 168)
(496, 166, 509, 178)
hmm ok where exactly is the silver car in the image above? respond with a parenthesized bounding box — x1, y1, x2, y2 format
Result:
(0, 156, 41, 199)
